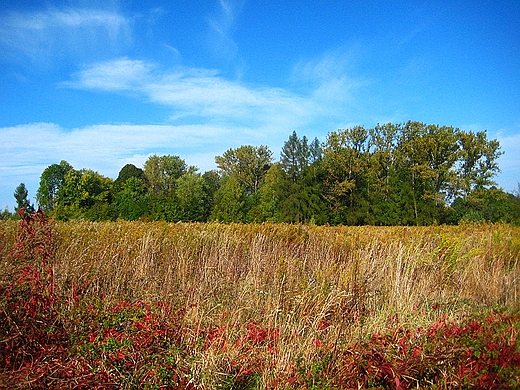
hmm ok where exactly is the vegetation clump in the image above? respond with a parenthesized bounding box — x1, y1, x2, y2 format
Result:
(1, 122, 511, 225)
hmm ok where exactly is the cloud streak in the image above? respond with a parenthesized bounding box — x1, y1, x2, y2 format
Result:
(65, 57, 317, 128)
(205, 0, 245, 61)
(0, 7, 131, 65)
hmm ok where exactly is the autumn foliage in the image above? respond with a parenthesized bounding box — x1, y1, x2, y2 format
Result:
(1, 211, 519, 388)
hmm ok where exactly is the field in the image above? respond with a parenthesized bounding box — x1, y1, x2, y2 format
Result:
(1, 212, 520, 389)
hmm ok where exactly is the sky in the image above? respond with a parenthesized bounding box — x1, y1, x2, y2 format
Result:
(1, 0, 519, 211)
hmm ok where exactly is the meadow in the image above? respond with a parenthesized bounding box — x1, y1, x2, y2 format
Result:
(1, 212, 519, 388)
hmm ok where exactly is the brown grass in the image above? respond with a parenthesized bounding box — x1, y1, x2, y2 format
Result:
(1, 220, 519, 387)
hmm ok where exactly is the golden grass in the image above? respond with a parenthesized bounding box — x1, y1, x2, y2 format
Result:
(1, 220, 519, 387)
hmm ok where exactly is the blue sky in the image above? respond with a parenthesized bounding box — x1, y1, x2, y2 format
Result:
(1, 0, 519, 210)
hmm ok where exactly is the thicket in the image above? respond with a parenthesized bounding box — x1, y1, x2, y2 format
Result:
(23, 121, 520, 225)
(1, 211, 519, 388)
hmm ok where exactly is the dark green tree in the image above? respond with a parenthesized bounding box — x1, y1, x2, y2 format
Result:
(0, 208, 12, 220)
(113, 164, 148, 194)
(115, 176, 150, 220)
(14, 183, 35, 215)
(309, 137, 323, 164)
(451, 187, 519, 224)
(202, 170, 221, 212)
(280, 131, 310, 182)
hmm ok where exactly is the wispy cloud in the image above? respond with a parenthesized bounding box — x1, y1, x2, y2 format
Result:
(63, 57, 154, 91)
(205, 0, 245, 62)
(0, 7, 131, 65)
(65, 57, 316, 128)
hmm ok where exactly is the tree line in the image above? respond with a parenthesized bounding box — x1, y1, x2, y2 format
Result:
(6, 121, 520, 225)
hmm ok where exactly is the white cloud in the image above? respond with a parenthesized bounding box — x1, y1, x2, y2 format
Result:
(0, 121, 238, 209)
(0, 7, 131, 65)
(64, 57, 154, 91)
(65, 57, 316, 128)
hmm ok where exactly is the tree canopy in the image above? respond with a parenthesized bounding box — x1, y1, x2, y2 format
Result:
(29, 122, 519, 225)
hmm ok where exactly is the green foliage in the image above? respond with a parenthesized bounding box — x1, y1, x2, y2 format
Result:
(36, 160, 73, 212)
(115, 177, 150, 221)
(53, 169, 113, 221)
(0, 207, 13, 220)
(113, 163, 148, 194)
(210, 175, 246, 222)
(280, 131, 312, 181)
(14, 183, 35, 215)
(451, 186, 520, 224)
(27, 122, 518, 224)
(216, 145, 273, 195)
(143, 154, 192, 197)
(174, 172, 208, 222)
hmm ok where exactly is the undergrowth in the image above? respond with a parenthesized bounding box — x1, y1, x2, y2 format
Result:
(1, 211, 519, 388)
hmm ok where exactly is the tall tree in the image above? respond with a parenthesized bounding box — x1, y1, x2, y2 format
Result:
(210, 175, 246, 223)
(396, 121, 434, 223)
(143, 155, 192, 197)
(115, 176, 150, 221)
(174, 172, 208, 222)
(280, 131, 310, 182)
(113, 164, 148, 194)
(36, 160, 73, 212)
(309, 137, 323, 164)
(14, 183, 35, 215)
(456, 130, 502, 198)
(202, 170, 221, 209)
(215, 145, 272, 194)
(322, 127, 369, 224)
(257, 164, 285, 222)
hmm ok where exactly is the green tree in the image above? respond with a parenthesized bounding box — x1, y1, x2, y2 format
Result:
(210, 175, 246, 223)
(450, 186, 520, 224)
(280, 131, 310, 182)
(202, 170, 221, 210)
(215, 145, 273, 195)
(113, 164, 148, 194)
(257, 164, 286, 222)
(456, 131, 503, 198)
(0, 208, 12, 220)
(321, 127, 369, 224)
(309, 137, 323, 164)
(55, 169, 113, 220)
(366, 123, 400, 224)
(36, 160, 73, 212)
(115, 176, 150, 220)
(14, 183, 35, 215)
(174, 172, 208, 222)
(143, 155, 192, 197)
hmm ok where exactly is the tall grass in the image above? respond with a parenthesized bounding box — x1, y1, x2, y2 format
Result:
(50, 221, 520, 315)
(1, 219, 519, 388)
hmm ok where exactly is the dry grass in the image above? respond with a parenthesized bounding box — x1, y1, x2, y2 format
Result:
(1, 220, 519, 388)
